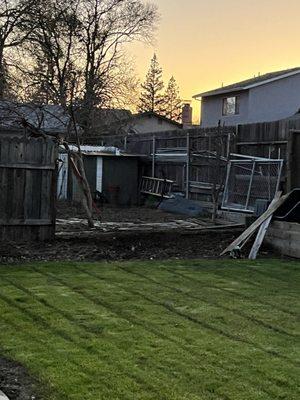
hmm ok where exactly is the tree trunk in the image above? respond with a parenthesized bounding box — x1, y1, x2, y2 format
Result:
(68, 151, 95, 228)
(0, 47, 6, 100)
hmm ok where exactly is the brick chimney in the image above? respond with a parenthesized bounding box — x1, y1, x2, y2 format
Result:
(182, 102, 193, 126)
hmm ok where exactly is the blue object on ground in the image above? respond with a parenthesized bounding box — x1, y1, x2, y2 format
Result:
(159, 195, 205, 217)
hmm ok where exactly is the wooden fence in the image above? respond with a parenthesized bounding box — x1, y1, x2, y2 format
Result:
(0, 135, 57, 241)
(97, 116, 300, 197)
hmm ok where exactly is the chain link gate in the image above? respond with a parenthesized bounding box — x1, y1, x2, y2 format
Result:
(222, 158, 283, 213)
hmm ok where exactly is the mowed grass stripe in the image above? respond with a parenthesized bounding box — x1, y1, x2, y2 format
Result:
(0, 260, 299, 400)
(33, 262, 298, 390)
(164, 267, 299, 318)
(27, 266, 291, 399)
(25, 267, 231, 400)
(72, 264, 299, 367)
(30, 265, 297, 399)
(0, 278, 230, 399)
(130, 262, 300, 329)
(0, 277, 198, 400)
(113, 264, 297, 338)
(3, 274, 236, 400)
(89, 259, 299, 318)
(75, 263, 299, 347)
(0, 290, 154, 400)
(0, 300, 126, 399)
(71, 264, 300, 396)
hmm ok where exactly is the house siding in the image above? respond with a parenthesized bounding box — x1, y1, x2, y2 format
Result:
(200, 73, 300, 127)
(248, 74, 300, 123)
(200, 91, 249, 127)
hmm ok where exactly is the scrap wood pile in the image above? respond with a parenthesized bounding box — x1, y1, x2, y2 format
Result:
(221, 191, 290, 259)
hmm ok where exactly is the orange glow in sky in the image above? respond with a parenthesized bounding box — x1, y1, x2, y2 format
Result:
(128, 0, 300, 123)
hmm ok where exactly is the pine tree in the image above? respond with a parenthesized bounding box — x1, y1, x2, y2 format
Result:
(163, 76, 182, 122)
(139, 54, 164, 114)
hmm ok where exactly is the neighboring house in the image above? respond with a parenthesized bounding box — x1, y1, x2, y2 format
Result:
(193, 67, 300, 127)
(84, 110, 183, 139)
(0, 101, 76, 136)
(128, 111, 182, 134)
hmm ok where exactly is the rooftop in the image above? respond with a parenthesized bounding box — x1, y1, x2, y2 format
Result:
(193, 67, 300, 98)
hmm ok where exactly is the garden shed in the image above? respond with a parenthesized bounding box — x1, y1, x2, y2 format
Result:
(58, 146, 141, 206)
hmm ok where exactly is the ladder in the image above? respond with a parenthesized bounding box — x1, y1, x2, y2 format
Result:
(140, 176, 174, 198)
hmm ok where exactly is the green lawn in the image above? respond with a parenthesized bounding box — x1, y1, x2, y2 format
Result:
(0, 259, 299, 400)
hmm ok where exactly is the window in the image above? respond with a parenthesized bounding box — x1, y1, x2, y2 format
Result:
(222, 96, 239, 116)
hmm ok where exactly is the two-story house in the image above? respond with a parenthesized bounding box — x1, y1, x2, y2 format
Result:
(193, 67, 300, 127)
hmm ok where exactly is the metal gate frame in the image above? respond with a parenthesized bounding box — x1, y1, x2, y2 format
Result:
(222, 158, 283, 213)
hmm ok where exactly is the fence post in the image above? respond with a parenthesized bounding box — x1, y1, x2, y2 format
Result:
(245, 160, 256, 210)
(222, 160, 232, 209)
(152, 136, 156, 178)
(186, 132, 190, 199)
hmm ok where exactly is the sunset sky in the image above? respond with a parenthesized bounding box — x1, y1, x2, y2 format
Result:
(128, 0, 300, 122)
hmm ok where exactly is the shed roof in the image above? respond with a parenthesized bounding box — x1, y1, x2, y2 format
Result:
(193, 67, 300, 98)
(60, 144, 140, 158)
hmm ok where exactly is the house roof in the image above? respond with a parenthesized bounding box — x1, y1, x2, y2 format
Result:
(193, 67, 300, 98)
(133, 111, 182, 128)
(0, 101, 75, 134)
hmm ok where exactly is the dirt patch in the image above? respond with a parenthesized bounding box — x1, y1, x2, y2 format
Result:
(0, 357, 40, 400)
(0, 201, 250, 264)
(0, 229, 274, 265)
(56, 201, 194, 223)
(0, 202, 275, 264)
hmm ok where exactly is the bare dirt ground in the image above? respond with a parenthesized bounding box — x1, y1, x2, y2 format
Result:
(0, 230, 244, 264)
(0, 202, 274, 264)
(0, 357, 40, 400)
(56, 201, 195, 223)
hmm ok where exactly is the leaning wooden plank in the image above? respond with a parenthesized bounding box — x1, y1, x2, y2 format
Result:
(220, 192, 290, 256)
(248, 192, 282, 260)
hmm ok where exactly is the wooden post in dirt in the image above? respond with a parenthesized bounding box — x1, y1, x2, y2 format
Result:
(186, 132, 190, 199)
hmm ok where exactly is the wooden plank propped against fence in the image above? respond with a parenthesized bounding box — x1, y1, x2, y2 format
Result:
(248, 191, 282, 260)
(220, 191, 290, 256)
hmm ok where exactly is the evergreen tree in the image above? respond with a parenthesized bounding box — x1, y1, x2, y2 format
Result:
(164, 76, 182, 122)
(139, 54, 164, 113)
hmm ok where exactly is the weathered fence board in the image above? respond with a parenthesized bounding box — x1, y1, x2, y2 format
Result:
(0, 134, 57, 241)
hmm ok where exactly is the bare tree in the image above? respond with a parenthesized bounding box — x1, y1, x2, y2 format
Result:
(0, 0, 35, 99)
(16, 0, 157, 135)
(20, 0, 81, 106)
(76, 0, 158, 134)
